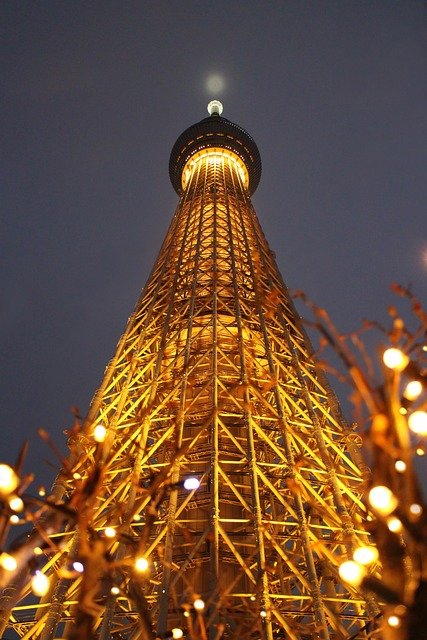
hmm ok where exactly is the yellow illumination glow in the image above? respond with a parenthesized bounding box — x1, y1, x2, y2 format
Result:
(9, 515, 20, 524)
(399, 407, 408, 415)
(111, 586, 120, 595)
(8, 496, 24, 512)
(0, 464, 19, 496)
(394, 460, 406, 473)
(31, 571, 50, 597)
(193, 598, 205, 611)
(182, 148, 249, 191)
(172, 629, 184, 639)
(416, 447, 425, 456)
(368, 486, 398, 516)
(134, 556, 149, 572)
(404, 380, 423, 401)
(260, 610, 267, 618)
(104, 527, 116, 538)
(93, 424, 107, 443)
(382, 348, 409, 371)
(408, 411, 427, 436)
(33, 547, 43, 556)
(0, 553, 17, 572)
(409, 503, 422, 516)
(38, 487, 46, 497)
(338, 561, 367, 587)
(353, 546, 379, 566)
(387, 517, 403, 533)
(387, 615, 401, 628)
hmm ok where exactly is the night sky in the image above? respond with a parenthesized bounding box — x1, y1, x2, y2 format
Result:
(2, 2, 426, 489)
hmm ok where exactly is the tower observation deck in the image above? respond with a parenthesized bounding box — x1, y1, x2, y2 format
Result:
(1, 102, 377, 640)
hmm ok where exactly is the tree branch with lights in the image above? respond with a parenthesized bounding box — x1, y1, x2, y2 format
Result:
(295, 283, 427, 640)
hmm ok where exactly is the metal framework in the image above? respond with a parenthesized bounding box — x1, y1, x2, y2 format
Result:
(3, 106, 377, 639)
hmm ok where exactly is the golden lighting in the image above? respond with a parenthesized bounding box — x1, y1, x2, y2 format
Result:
(31, 571, 50, 597)
(394, 460, 406, 473)
(172, 629, 184, 639)
(9, 515, 20, 524)
(260, 610, 267, 618)
(416, 447, 425, 456)
(8, 496, 24, 512)
(404, 380, 423, 401)
(0, 464, 19, 496)
(182, 148, 249, 191)
(134, 556, 149, 572)
(38, 487, 46, 497)
(0, 553, 17, 572)
(111, 586, 120, 595)
(353, 546, 378, 566)
(368, 486, 397, 516)
(338, 561, 367, 587)
(382, 347, 409, 372)
(193, 598, 205, 611)
(93, 424, 107, 443)
(387, 517, 403, 533)
(409, 503, 422, 516)
(408, 410, 427, 436)
(104, 527, 116, 538)
(387, 615, 401, 628)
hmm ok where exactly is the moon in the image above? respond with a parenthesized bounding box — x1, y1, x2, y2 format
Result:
(206, 74, 225, 95)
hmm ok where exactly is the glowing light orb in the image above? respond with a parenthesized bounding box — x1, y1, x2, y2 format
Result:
(206, 74, 225, 94)
(183, 477, 200, 490)
(408, 410, 427, 435)
(134, 556, 149, 572)
(193, 598, 205, 611)
(353, 546, 378, 566)
(338, 560, 366, 587)
(382, 348, 409, 371)
(0, 464, 19, 496)
(31, 571, 50, 597)
(368, 485, 397, 516)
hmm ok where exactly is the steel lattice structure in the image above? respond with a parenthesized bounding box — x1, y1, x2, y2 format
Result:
(3, 104, 378, 640)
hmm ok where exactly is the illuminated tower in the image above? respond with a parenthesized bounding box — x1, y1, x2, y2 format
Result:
(4, 102, 377, 639)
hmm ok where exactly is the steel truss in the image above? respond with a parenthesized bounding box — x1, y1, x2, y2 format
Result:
(3, 118, 377, 640)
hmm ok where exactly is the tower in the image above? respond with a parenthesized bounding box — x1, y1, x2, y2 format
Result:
(3, 102, 377, 640)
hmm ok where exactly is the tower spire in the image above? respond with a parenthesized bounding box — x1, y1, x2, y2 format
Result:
(2, 106, 378, 640)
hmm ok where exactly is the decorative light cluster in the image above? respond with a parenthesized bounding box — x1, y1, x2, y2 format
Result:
(0, 464, 19, 496)
(339, 544, 379, 588)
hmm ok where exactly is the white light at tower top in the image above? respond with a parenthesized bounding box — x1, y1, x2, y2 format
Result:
(207, 100, 223, 116)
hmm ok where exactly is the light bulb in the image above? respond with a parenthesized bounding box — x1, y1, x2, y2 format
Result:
(111, 586, 120, 595)
(353, 546, 379, 566)
(260, 610, 267, 618)
(408, 411, 427, 436)
(9, 514, 20, 524)
(368, 486, 397, 516)
(193, 598, 205, 611)
(104, 527, 116, 538)
(387, 615, 401, 628)
(134, 556, 149, 572)
(416, 447, 425, 456)
(31, 571, 50, 596)
(72, 561, 84, 573)
(409, 503, 422, 516)
(394, 460, 406, 473)
(183, 477, 200, 491)
(0, 464, 19, 496)
(172, 629, 184, 639)
(0, 553, 17, 571)
(404, 380, 423, 401)
(338, 561, 367, 587)
(8, 496, 24, 512)
(383, 348, 409, 371)
(387, 516, 403, 533)
(93, 424, 107, 442)
(38, 487, 46, 497)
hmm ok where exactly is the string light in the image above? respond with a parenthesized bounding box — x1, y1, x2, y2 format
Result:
(104, 527, 116, 538)
(387, 615, 401, 628)
(110, 586, 120, 595)
(93, 424, 107, 443)
(394, 460, 406, 473)
(382, 348, 409, 372)
(33, 547, 43, 556)
(409, 503, 422, 516)
(134, 556, 149, 572)
(0, 553, 17, 571)
(0, 464, 19, 496)
(72, 561, 84, 573)
(368, 486, 397, 516)
(399, 407, 408, 415)
(73, 472, 82, 480)
(193, 598, 205, 611)
(387, 517, 403, 533)
(353, 546, 379, 566)
(408, 411, 427, 436)
(38, 487, 46, 497)
(8, 496, 24, 512)
(31, 571, 50, 597)
(404, 380, 423, 401)
(260, 610, 267, 618)
(172, 629, 184, 639)
(416, 447, 425, 456)
(183, 477, 200, 491)
(338, 561, 367, 587)
(9, 514, 20, 524)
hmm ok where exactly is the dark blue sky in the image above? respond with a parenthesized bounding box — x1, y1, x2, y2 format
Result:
(1, 1, 426, 488)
